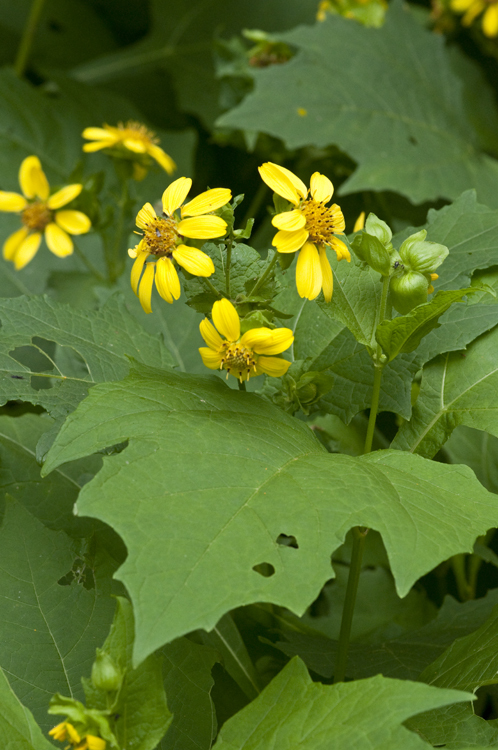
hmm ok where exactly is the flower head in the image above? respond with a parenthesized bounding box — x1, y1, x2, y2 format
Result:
(49, 721, 106, 750)
(451, 0, 498, 36)
(258, 162, 350, 302)
(130, 177, 231, 313)
(0, 156, 91, 270)
(82, 121, 176, 176)
(199, 298, 293, 382)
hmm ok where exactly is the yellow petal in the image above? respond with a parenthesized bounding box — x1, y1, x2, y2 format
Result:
(329, 203, 346, 233)
(310, 172, 334, 203)
(273, 227, 309, 253)
(258, 162, 304, 206)
(353, 211, 365, 232)
(212, 298, 240, 341)
(319, 246, 333, 303)
(200, 318, 224, 349)
(48, 184, 82, 209)
(49, 722, 67, 741)
(55, 210, 91, 235)
(256, 356, 292, 378)
(240, 328, 274, 350)
(172, 245, 215, 276)
(138, 263, 155, 313)
(430, 273, 439, 281)
(148, 144, 176, 174)
(83, 140, 114, 153)
(155, 256, 181, 303)
(162, 177, 192, 216)
(296, 242, 322, 300)
(19, 156, 49, 200)
(0, 191, 27, 211)
(136, 202, 157, 230)
(131, 252, 148, 295)
(123, 138, 146, 153)
(181, 188, 232, 218)
(462, 0, 484, 23)
(483, 3, 498, 35)
(82, 127, 115, 141)
(85, 736, 106, 750)
(271, 209, 306, 231)
(252, 327, 294, 355)
(14, 232, 42, 270)
(65, 724, 81, 744)
(45, 223, 73, 257)
(177, 216, 227, 239)
(329, 236, 351, 261)
(199, 346, 223, 370)
(3, 226, 29, 260)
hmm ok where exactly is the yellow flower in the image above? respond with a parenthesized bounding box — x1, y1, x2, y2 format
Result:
(451, 0, 498, 35)
(353, 211, 365, 232)
(199, 298, 293, 382)
(129, 177, 231, 313)
(258, 162, 350, 302)
(77, 736, 106, 750)
(0, 156, 91, 270)
(82, 121, 176, 174)
(49, 722, 106, 750)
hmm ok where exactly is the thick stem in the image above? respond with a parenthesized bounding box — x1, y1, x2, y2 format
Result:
(14, 0, 47, 77)
(225, 236, 233, 298)
(363, 364, 383, 454)
(238, 380, 246, 391)
(248, 251, 278, 297)
(333, 527, 367, 683)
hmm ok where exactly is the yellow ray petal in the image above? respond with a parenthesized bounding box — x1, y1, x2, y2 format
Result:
(155, 257, 181, 303)
(258, 162, 303, 205)
(82, 127, 116, 141)
(131, 252, 148, 295)
(200, 318, 224, 350)
(451, 0, 477, 10)
(14, 232, 42, 270)
(55, 210, 91, 235)
(353, 211, 365, 232)
(65, 724, 81, 744)
(85, 735, 106, 750)
(83, 141, 114, 153)
(462, 0, 484, 23)
(296, 242, 322, 300)
(212, 298, 240, 341)
(177, 216, 227, 239)
(3, 226, 29, 260)
(173, 245, 215, 276)
(256, 356, 292, 378)
(181, 188, 232, 218)
(310, 172, 334, 203)
(48, 184, 82, 209)
(251, 327, 294, 355)
(319, 246, 333, 302)
(123, 138, 146, 153)
(199, 346, 223, 370)
(138, 263, 155, 313)
(128, 239, 145, 259)
(329, 203, 346, 233)
(240, 328, 273, 350)
(329, 236, 351, 261)
(147, 144, 176, 174)
(483, 3, 498, 35)
(273, 227, 309, 253)
(162, 177, 192, 216)
(19, 156, 49, 200)
(0, 191, 27, 211)
(271, 209, 306, 231)
(45, 223, 73, 257)
(48, 722, 67, 741)
(136, 202, 157, 230)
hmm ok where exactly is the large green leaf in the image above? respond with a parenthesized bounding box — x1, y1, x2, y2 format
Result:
(212, 656, 472, 749)
(445, 426, 498, 494)
(392, 325, 498, 457)
(43, 364, 498, 664)
(0, 497, 116, 732)
(408, 704, 498, 749)
(0, 667, 54, 750)
(218, 4, 498, 207)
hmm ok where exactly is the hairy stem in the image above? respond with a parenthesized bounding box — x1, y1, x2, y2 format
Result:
(203, 276, 223, 298)
(14, 0, 47, 77)
(248, 250, 278, 297)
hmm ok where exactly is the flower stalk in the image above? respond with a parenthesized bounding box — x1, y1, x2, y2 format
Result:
(14, 0, 47, 77)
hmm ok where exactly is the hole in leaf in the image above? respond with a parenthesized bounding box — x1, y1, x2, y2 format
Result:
(252, 562, 275, 578)
(9, 338, 58, 391)
(57, 558, 95, 589)
(276, 533, 299, 549)
(408, 136, 418, 145)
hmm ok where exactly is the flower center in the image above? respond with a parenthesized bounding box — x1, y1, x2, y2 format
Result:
(301, 199, 345, 245)
(118, 120, 158, 145)
(142, 216, 178, 256)
(21, 201, 52, 232)
(220, 342, 258, 381)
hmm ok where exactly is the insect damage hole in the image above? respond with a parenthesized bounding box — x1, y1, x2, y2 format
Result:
(252, 562, 275, 578)
(276, 533, 299, 549)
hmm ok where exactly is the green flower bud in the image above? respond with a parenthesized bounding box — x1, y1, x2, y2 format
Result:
(365, 213, 392, 247)
(351, 232, 391, 276)
(390, 271, 428, 314)
(91, 649, 122, 693)
(400, 238, 449, 274)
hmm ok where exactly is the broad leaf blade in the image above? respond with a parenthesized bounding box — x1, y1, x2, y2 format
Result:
(0, 667, 54, 750)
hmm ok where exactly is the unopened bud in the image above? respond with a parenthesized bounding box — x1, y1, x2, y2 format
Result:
(365, 213, 392, 247)
(399, 232, 448, 274)
(351, 232, 391, 276)
(390, 271, 429, 314)
(91, 650, 122, 693)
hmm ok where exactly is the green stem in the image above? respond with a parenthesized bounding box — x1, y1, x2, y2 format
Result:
(240, 182, 268, 229)
(73, 242, 106, 282)
(334, 527, 368, 684)
(248, 251, 278, 297)
(238, 380, 247, 391)
(363, 274, 390, 455)
(104, 179, 131, 283)
(452, 554, 471, 601)
(225, 236, 233, 298)
(203, 277, 223, 298)
(14, 0, 47, 77)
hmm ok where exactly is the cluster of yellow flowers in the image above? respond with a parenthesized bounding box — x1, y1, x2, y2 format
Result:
(49, 721, 105, 750)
